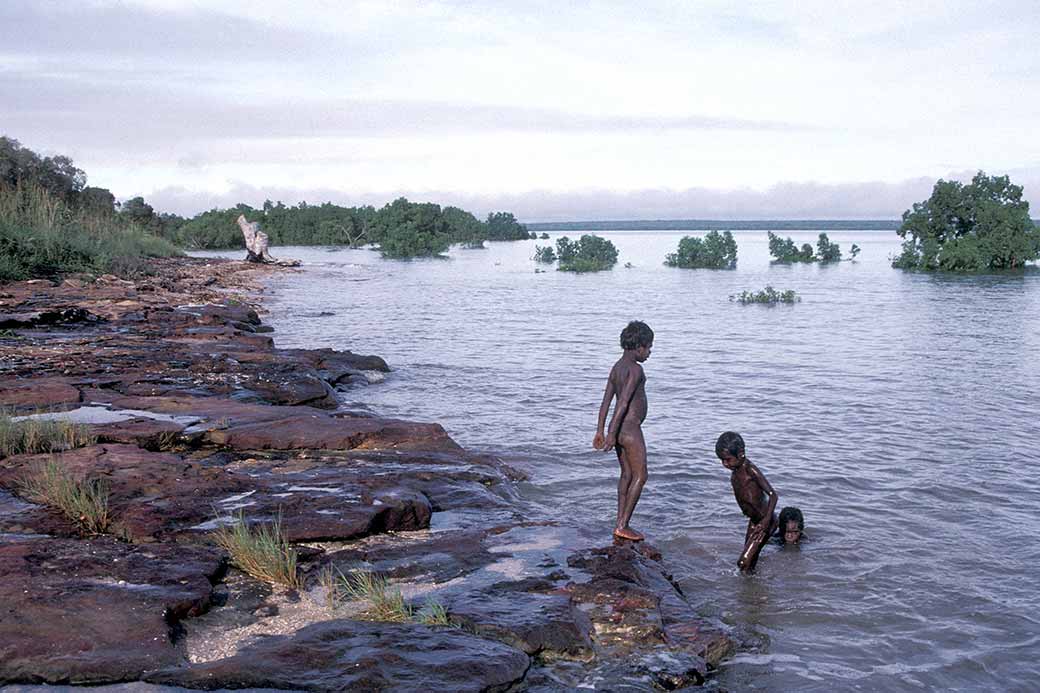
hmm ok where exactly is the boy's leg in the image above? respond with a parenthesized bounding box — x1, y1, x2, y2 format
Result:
(615, 443, 630, 531)
(738, 514, 777, 572)
(616, 428, 647, 538)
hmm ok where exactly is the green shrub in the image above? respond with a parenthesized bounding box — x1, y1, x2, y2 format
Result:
(486, 211, 529, 240)
(730, 286, 800, 304)
(533, 245, 557, 263)
(664, 231, 738, 269)
(556, 234, 619, 272)
(893, 171, 1040, 271)
(0, 182, 180, 282)
(815, 233, 842, 263)
(767, 231, 815, 263)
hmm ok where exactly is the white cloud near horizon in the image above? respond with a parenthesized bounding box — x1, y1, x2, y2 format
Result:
(2, 0, 1039, 219)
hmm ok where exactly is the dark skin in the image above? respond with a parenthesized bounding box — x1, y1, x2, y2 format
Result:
(718, 451, 778, 571)
(593, 342, 651, 541)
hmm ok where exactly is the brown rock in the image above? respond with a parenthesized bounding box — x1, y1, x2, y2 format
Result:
(145, 619, 530, 692)
(0, 536, 223, 685)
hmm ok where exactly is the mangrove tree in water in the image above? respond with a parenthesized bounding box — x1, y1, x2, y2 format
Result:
(664, 231, 738, 269)
(768, 231, 853, 264)
(556, 234, 619, 272)
(486, 211, 530, 241)
(893, 171, 1040, 271)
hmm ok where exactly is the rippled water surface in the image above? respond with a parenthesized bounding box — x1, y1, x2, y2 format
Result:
(198, 230, 1040, 691)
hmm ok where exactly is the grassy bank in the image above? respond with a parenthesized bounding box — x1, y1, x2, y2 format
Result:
(0, 182, 181, 282)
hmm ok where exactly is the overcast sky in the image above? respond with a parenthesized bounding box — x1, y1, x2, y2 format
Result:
(2, 0, 1038, 220)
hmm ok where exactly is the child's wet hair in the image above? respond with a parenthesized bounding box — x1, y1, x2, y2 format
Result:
(715, 431, 745, 459)
(778, 506, 804, 543)
(620, 320, 654, 350)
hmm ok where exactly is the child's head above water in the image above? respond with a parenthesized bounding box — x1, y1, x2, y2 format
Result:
(778, 506, 804, 544)
(715, 431, 746, 469)
(620, 321, 654, 360)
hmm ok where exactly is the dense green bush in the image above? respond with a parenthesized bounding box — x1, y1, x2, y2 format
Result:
(664, 231, 738, 269)
(815, 233, 842, 263)
(893, 171, 1040, 271)
(767, 231, 815, 263)
(371, 198, 452, 258)
(533, 245, 556, 263)
(442, 206, 487, 248)
(555, 234, 618, 272)
(486, 211, 529, 241)
(769, 231, 856, 264)
(730, 286, 800, 304)
(0, 182, 180, 282)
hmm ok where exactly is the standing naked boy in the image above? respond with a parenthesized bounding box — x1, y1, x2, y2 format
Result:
(715, 431, 778, 571)
(594, 320, 654, 541)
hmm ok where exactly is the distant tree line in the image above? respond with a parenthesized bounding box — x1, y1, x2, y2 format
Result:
(167, 199, 532, 257)
(528, 219, 903, 232)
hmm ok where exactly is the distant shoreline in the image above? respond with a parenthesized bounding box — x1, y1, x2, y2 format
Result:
(526, 219, 901, 232)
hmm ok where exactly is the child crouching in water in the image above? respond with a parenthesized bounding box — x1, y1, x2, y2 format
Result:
(777, 506, 805, 544)
(715, 431, 778, 572)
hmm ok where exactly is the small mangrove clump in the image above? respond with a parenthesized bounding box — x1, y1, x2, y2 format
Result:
(664, 230, 738, 269)
(555, 234, 619, 272)
(730, 286, 801, 305)
(768, 231, 856, 264)
(212, 512, 301, 588)
(19, 458, 111, 534)
(533, 245, 557, 263)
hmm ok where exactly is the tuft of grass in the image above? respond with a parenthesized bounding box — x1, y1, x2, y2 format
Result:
(212, 512, 301, 588)
(320, 565, 453, 626)
(417, 598, 452, 626)
(730, 286, 801, 305)
(0, 412, 96, 458)
(339, 570, 414, 622)
(19, 458, 110, 534)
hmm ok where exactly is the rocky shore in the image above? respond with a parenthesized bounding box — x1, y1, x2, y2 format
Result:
(0, 257, 734, 691)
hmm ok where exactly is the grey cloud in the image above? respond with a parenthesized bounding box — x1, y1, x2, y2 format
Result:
(0, 69, 814, 155)
(0, 1, 336, 63)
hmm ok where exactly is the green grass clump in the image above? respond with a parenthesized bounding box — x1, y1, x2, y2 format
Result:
(730, 286, 801, 305)
(320, 566, 453, 625)
(0, 413, 96, 458)
(212, 512, 301, 588)
(417, 598, 452, 626)
(19, 458, 110, 534)
(0, 181, 181, 282)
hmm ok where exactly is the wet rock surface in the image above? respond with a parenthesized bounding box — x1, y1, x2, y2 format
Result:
(0, 535, 223, 684)
(146, 619, 531, 692)
(0, 258, 737, 690)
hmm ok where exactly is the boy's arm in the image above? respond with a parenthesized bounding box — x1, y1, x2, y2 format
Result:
(593, 377, 616, 449)
(603, 365, 640, 448)
(747, 463, 778, 531)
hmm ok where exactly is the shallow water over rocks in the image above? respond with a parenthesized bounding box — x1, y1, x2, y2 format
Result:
(214, 229, 1040, 691)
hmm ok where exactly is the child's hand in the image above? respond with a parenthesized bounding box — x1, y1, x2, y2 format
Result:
(593, 432, 605, 450)
(602, 433, 617, 450)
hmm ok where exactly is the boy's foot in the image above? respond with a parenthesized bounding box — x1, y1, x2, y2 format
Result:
(613, 527, 645, 541)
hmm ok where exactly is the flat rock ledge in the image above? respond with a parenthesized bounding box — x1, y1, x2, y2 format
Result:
(0, 258, 735, 690)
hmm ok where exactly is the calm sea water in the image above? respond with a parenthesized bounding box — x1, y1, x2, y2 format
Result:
(196, 230, 1040, 691)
